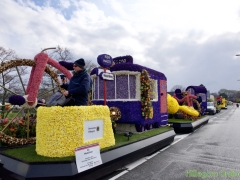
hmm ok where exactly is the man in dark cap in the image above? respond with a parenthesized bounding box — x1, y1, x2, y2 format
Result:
(62, 58, 91, 106)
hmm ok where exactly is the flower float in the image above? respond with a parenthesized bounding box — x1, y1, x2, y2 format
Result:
(167, 93, 199, 119)
(36, 105, 115, 157)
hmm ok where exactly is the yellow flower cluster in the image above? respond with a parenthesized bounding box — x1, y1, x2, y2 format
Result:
(36, 106, 115, 157)
(167, 94, 179, 114)
(179, 105, 199, 117)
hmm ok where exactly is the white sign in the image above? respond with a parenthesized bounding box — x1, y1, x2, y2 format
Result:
(84, 120, 104, 142)
(98, 68, 111, 75)
(101, 72, 114, 80)
(75, 143, 102, 173)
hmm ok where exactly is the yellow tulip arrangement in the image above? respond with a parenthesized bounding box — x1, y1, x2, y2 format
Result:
(36, 106, 115, 157)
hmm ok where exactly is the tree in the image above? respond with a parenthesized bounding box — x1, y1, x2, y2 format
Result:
(219, 93, 228, 99)
(47, 45, 73, 62)
(85, 60, 97, 74)
(210, 92, 218, 98)
(0, 46, 28, 116)
(170, 85, 185, 92)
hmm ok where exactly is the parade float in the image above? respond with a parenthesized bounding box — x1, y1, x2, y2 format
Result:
(0, 53, 175, 180)
(167, 85, 209, 133)
(217, 96, 227, 109)
(90, 55, 169, 132)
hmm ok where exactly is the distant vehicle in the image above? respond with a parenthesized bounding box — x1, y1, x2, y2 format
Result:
(228, 101, 233, 105)
(207, 102, 216, 115)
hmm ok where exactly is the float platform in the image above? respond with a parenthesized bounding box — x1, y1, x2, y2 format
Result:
(169, 116, 209, 134)
(0, 129, 175, 180)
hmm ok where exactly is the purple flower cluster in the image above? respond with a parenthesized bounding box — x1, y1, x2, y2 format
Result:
(9, 95, 25, 105)
(59, 61, 74, 70)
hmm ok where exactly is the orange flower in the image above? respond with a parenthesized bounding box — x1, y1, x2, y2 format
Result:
(3, 119, 8, 124)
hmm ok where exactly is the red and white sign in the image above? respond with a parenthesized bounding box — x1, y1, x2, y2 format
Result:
(75, 143, 102, 173)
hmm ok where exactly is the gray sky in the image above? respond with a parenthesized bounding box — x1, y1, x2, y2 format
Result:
(1, 0, 240, 93)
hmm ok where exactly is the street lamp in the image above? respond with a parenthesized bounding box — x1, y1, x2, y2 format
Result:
(236, 54, 240, 56)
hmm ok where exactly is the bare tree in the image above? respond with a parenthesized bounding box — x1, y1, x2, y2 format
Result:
(85, 60, 97, 74)
(170, 85, 186, 92)
(47, 45, 73, 62)
(0, 46, 28, 116)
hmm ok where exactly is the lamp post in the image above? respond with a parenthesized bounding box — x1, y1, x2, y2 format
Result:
(236, 54, 240, 56)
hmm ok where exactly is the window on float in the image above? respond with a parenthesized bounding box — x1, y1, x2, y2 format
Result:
(92, 72, 158, 102)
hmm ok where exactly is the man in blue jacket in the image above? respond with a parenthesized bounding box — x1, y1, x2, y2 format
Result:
(62, 58, 91, 106)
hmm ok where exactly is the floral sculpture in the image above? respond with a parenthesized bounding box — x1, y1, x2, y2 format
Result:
(36, 106, 115, 157)
(169, 92, 200, 119)
(140, 69, 153, 119)
(167, 94, 179, 114)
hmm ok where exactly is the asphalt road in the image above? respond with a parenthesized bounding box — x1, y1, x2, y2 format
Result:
(100, 105, 240, 180)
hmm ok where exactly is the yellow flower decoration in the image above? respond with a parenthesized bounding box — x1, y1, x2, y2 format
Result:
(179, 105, 199, 117)
(167, 94, 179, 114)
(36, 106, 115, 157)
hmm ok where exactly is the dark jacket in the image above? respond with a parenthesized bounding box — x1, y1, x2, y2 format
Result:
(64, 69, 91, 106)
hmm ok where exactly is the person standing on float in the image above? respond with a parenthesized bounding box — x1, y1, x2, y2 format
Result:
(62, 58, 91, 106)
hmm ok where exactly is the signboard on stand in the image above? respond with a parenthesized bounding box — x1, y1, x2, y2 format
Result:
(99, 72, 114, 81)
(75, 143, 102, 173)
(97, 54, 114, 105)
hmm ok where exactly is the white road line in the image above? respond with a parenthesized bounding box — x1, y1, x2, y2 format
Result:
(108, 170, 129, 180)
(124, 158, 147, 170)
(159, 145, 171, 152)
(171, 134, 190, 145)
(145, 151, 160, 159)
(175, 134, 189, 139)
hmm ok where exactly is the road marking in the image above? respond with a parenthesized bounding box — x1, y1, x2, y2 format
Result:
(124, 158, 147, 170)
(109, 170, 129, 180)
(145, 151, 160, 159)
(171, 134, 190, 145)
(159, 145, 171, 151)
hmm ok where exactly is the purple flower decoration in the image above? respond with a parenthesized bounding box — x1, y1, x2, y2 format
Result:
(9, 95, 25, 105)
(59, 61, 74, 70)
(113, 55, 133, 64)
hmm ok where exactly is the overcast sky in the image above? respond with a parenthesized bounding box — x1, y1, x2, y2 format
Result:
(1, 0, 240, 93)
